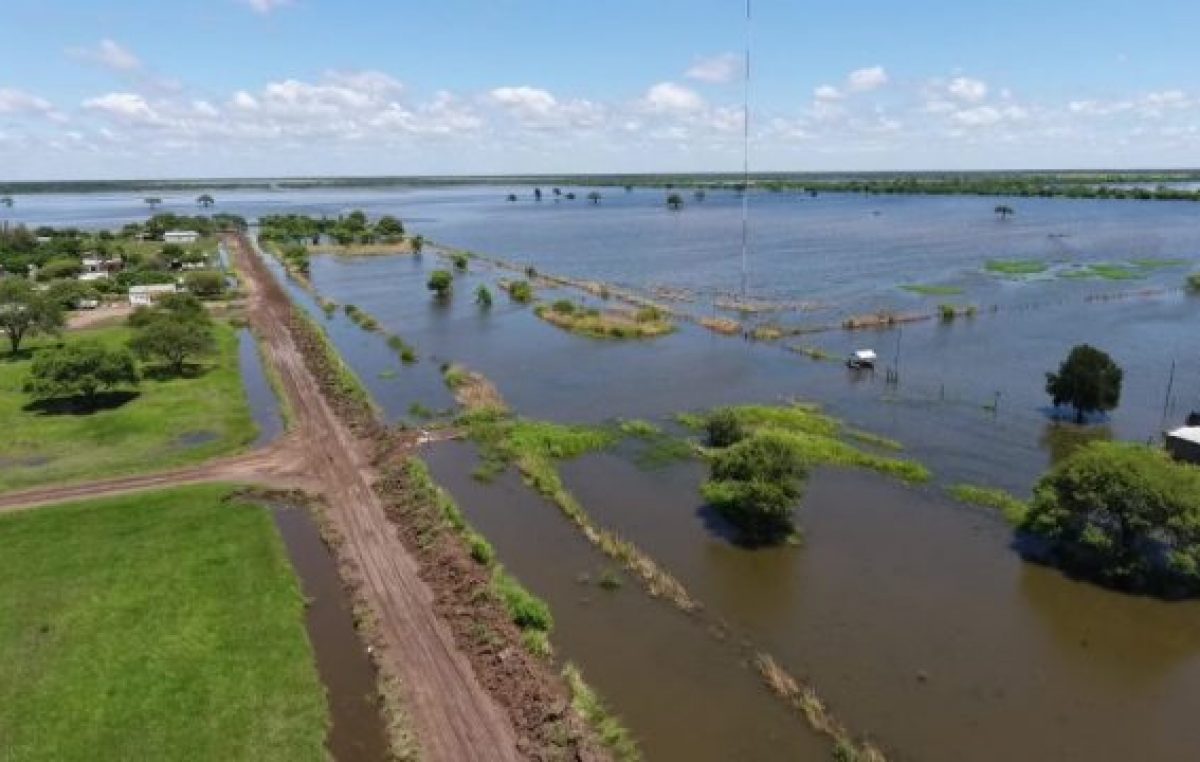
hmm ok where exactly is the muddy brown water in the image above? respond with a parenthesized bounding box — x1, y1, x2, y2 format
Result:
(559, 455, 1200, 761)
(424, 442, 830, 761)
(270, 505, 390, 762)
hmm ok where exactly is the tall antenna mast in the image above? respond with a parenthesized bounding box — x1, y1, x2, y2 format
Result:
(740, 0, 752, 299)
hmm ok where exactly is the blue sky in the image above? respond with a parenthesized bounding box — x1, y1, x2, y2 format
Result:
(1, 0, 1198, 179)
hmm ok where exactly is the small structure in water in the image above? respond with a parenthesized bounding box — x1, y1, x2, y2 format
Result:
(847, 349, 877, 369)
(1166, 425, 1200, 465)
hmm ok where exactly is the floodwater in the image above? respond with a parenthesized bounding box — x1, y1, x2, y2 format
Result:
(237, 328, 285, 447)
(424, 442, 828, 761)
(271, 505, 390, 762)
(24, 186, 1200, 760)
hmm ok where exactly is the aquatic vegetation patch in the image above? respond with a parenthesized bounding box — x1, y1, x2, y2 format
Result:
(984, 259, 1049, 276)
(938, 303, 978, 321)
(442, 363, 506, 413)
(533, 300, 675, 339)
(699, 316, 742, 335)
(948, 484, 1028, 524)
(755, 654, 886, 762)
(460, 410, 697, 610)
(900, 284, 965, 296)
(1130, 257, 1188, 270)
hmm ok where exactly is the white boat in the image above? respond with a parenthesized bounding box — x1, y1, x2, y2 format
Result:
(847, 349, 877, 369)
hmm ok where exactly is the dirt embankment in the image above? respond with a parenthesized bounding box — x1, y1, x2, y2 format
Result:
(230, 234, 609, 761)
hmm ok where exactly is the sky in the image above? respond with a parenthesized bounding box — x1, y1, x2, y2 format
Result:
(1, 0, 1198, 180)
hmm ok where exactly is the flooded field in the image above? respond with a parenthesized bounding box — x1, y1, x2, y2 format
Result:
(24, 187, 1200, 760)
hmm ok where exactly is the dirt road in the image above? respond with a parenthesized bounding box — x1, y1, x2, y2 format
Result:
(228, 234, 522, 761)
(3, 234, 523, 761)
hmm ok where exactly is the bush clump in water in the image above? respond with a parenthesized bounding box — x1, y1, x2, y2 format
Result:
(506, 279, 533, 303)
(705, 408, 746, 447)
(702, 431, 808, 544)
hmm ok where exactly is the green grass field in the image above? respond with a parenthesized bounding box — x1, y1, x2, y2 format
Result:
(0, 322, 256, 493)
(0, 485, 327, 761)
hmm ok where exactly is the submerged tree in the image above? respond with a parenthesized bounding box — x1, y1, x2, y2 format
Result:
(144, 197, 163, 212)
(506, 193, 518, 202)
(534, 187, 543, 202)
(994, 204, 1015, 220)
(702, 431, 807, 544)
(1022, 442, 1200, 594)
(25, 341, 139, 408)
(693, 189, 707, 202)
(427, 269, 453, 299)
(410, 234, 425, 255)
(0, 279, 64, 355)
(475, 285, 493, 309)
(1045, 344, 1123, 424)
(587, 191, 602, 205)
(666, 193, 684, 211)
(196, 193, 215, 208)
(0, 196, 13, 208)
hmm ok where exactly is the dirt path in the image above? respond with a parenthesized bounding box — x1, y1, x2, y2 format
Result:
(4, 234, 523, 761)
(0, 435, 314, 513)
(228, 234, 522, 762)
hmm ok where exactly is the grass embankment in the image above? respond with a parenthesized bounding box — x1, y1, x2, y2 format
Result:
(457, 402, 697, 611)
(683, 403, 930, 484)
(947, 484, 1028, 524)
(0, 322, 255, 493)
(900, 284, 964, 296)
(380, 457, 638, 759)
(0, 485, 326, 762)
(984, 259, 1049, 276)
(343, 303, 417, 364)
(534, 300, 674, 339)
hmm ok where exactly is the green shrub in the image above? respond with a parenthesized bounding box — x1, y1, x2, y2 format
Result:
(635, 305, 664, 323)
(492, 568, 553, 632)
(705, 408, 746, 447)
(427, 269, 453, 298)
(451, 253, 469, 271)
(475, 285, 493, 308)
(507, 280, 533, 303)
(550, 299, 576, 315)
(466, 532, 495, 566)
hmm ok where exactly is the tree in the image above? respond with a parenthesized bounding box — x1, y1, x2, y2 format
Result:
(25, 340, 139, 408)
(666, 193, 684, 211)
(375, 215, 405, 239)
(451, 253, 468, 271)
(184, 271, 226, 298)
(475, 285, 493, 308)
(994, 204, 1015, 220)
(0, 196, 13, 208)
(38, 257, 83, 281)
(1022, 442, 1200, 593)
(427, 269, 453, 299)
(144, 197, 162, 212)
(128, 299, 215, 374)
(196, 194, 215, 208)
(0, 279, 64, 354)
(410, 235, 425, 255)
(507, 193, 518, 202)
(1046, 344, 1123, 423)
(693, 189, 707, 202)
(534, 188, 543, 202)
(552, 187, 562, 197)
(587, 191, 602, 205)
(702, 431, 808, 544)
(46, 280, 98, 310)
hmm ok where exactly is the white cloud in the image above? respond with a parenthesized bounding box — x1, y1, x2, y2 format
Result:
(640, 82, 705, 114)
(685, 53, 741, 84)
(242, 0, 292, 14)
(947, 76, 988, 103)
(814, 85, 843, 102)
(0, 88, 56, 116)
(489, 86, 558, 117)
(230, 91, 259, 110)
(69, 39, 141, 72)
(847, 66, 888, 93)
(950, 105, 1028, 127)
(83, 92, 162, 125)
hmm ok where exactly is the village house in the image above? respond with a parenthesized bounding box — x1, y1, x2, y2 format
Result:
(128, 283, 178, 306)
(163, 230, 200, 245)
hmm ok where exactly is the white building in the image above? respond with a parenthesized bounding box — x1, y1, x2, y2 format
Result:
(1166, 427, 1200, 465)
(128, 283, 178, 306)
(163, 230, 200, 244)
(78, 271, 109, 282)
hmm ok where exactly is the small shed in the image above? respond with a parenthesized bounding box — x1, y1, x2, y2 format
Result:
(1166, 427, 1200, 465)
(128, 283, 178, 306)
(164, 230, 200, 244)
